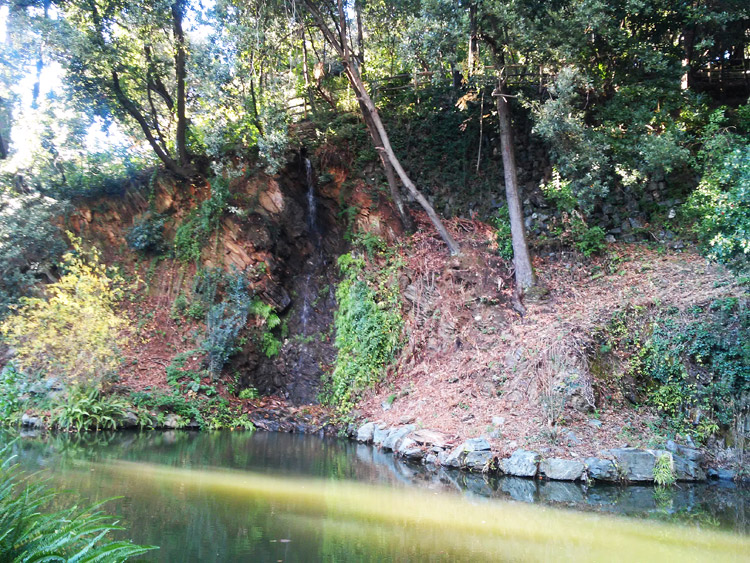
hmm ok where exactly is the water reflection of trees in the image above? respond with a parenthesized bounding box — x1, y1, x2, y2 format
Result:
(2, 429, 748, 534)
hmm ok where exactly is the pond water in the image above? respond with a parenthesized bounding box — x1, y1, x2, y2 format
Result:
(2, 430, 748, 561)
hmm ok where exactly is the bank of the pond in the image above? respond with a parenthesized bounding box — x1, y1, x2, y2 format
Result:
(16, 395, 338, 435)
(15, 406, 741, 486)
(346, 420, 744, 485)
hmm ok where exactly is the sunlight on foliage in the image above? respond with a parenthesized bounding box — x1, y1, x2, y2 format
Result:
(0, 235, 127, 388)
(327, 247, 404, 411)
(52, 387, 131, 432)
(653, 453, 676, 488)
(689, 143, 750, 274)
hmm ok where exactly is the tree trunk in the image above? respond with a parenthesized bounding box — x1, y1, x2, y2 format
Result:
(172, 0, 191, 169)
(494, 76, 535, 289)
(301, 26, 316, 115)
(359, 104, 413, 232)
(361, 91, 459, 254)
(354, 0, 365, 70)
(303, 0, 459, 255)
(348, 0, 409, 232)
(468, 3, 479, 77)
(112, 71, 194, 179)
(681, 25, 695, 90)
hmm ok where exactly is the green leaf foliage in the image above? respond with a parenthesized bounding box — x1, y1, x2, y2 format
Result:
(0, 445, 156, 561)
(0, 194, 67, 318)
(688, 142, 750, 274)
(327, 248, 404, 411)
(52, 387, 131, 432)
(603, 299, 749, 443)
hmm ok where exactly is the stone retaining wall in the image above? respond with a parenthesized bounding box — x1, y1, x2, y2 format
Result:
(350, 421, 738, 484)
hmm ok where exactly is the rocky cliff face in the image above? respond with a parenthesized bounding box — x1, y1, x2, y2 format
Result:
(67, 153, 394, 404)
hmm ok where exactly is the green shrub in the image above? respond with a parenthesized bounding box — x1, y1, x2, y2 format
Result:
(537, 169, 606, 257)
(0, 236, 127, 388)
(0, 447, 156, 561)
(126, 212, 166, 254)
(540, 168, 577, 213)
(0, 364, 25, 425)
(250, 298, 282, 358)
(575, 225, 607, 257)
(603, 299, 749, 443)
(52, 387, 131, 432)
(688, 143, 750, 274)
(175, 176, 230, 263)
(494, 206, 514, 261)
(171, 292, 189, 320)
(203, 269, 252, 376)
(531, 68, 613, 208)
(174, 215, 204, 263)
(184, 267, 280, 376)
(130, 390, 204, 427)
(131, 387, 254, 430)
(238, 387, 259, 400)
(165, 351, 215, 395)
(186, 301, 207, 321)
(327, 250, 404, 411)
(257, 104, 289, 174)
(0, 193, 67, 318)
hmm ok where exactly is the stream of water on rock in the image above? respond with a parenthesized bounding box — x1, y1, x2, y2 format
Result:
(297, 159, 318, 337)
(2, 430, 748, 562)
(287, 158, 328, 403)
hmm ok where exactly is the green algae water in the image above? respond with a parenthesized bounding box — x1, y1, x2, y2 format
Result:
(3, 430, 749, 562)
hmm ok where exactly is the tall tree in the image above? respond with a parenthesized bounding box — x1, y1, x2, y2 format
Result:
(303, 0, 459, 255)
(493, 67, 535, 290)
(475, 5, 536, 290)
(52, 0, 197, 178)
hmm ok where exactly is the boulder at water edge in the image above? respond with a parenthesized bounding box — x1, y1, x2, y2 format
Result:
(501, 450, 540, 477)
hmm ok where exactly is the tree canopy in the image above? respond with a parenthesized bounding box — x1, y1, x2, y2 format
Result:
(0, 0, 746, 270)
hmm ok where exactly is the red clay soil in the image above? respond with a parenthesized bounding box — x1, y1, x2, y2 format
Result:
(113, 256, 333, 426)
(116, 259, 202, 393)
(88, 177, 741, 455)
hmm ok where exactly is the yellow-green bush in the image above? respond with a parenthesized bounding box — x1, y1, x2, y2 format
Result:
(0, 235, 126, 388)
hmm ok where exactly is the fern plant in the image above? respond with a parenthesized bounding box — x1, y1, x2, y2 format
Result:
(52, 388, 130, 432)
(653, 453, 676, 487)
(0, 447, 156, 561)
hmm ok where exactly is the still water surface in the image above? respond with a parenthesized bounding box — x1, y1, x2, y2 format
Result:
(3, 430, 749, 561)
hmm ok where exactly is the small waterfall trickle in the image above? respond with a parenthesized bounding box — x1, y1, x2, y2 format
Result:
(305, 158, 319, 245)
(298, 272, 313, 334)
(298, 158, 319, 336)
(288, 155, 331, 403)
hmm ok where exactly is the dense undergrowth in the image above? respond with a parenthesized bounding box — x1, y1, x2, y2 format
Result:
(0, 225, 270, 431)
(0, 236, 127, 389)
(324, 239, 405, 411)
(596, 297, 749, 447)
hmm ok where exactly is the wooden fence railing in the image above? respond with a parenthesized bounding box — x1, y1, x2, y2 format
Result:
(692, 60, 750, 89)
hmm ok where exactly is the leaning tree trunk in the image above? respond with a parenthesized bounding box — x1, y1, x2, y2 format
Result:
(361, 89, 460, 254)
(359, 105, 414, 231)
(494, 76, 535, 289)
(303, 0, 459, 255)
